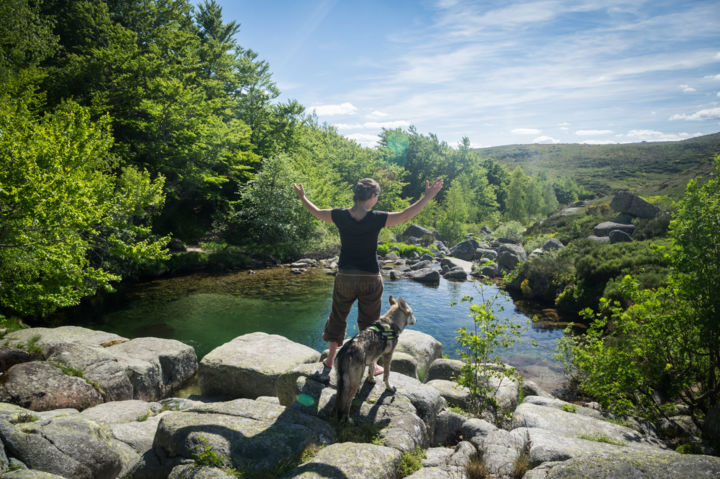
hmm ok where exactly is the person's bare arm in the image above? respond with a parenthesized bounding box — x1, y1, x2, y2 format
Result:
(293, 183, 333, 223)
(385, 178, 444, 227)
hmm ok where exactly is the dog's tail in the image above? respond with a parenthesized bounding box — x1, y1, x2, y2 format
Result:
(332, 342, 351, 421)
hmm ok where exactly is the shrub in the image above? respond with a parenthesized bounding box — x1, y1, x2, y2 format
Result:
(377, 242, 432, 257)
(398, 447, 426, 477)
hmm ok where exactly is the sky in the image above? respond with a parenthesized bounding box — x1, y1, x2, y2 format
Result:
(208, 0, 720, 148)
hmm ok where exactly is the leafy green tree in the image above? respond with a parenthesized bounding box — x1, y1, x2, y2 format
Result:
(0, 0, 58, 94)
(559, 156, 720, 427)
(223, 156, 314, 259)
(0, 95, 167, 318)
(455, 284, 524, 417)
(505, 167, 530, 223)
(437, 178, 470, 245)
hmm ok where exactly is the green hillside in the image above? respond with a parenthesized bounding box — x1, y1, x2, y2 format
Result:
(474, 132, 720, 197)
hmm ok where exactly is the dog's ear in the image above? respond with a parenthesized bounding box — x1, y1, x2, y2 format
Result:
(398, 297, 409, 311)
(389, 295, 397, 306)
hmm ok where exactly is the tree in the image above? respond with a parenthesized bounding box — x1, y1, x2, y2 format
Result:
(223, 155, 314, 259)
(454, 283, 525, 417)
(437, 178, 470, 245)
(0, 0, 58, 94)
(559, 156, 720, 427)
(0, 95, 167, 318)
(505, 167, 530, 223)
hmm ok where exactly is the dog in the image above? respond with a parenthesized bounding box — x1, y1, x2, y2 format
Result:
(331, 295, 416, 422)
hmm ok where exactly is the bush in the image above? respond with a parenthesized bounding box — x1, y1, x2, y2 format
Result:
(377, 242, 432, 257)
(494, 221, 525, 241)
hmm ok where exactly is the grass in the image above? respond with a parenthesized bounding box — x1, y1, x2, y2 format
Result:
(397, 447, 426, 478)
(466, 456, 490, 479)
(193, 438, 225, 468)
(336, 422, 384, 445)
(24, 335, 43, 355)
(136, 409, 154, 422)
(578, 433, 626, 446)
(676, 443, 703, 454)
(561, 404, 577, 413)
(9, 413, 39, 424)
(49, 361, 104, 394)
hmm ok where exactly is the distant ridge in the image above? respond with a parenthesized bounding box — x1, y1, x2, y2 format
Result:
(474, 132, 720, 197)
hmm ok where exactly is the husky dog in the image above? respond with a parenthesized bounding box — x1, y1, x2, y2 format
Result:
(332, 295, 416, 422)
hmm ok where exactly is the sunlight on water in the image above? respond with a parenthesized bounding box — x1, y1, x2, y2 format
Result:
(69, 267, 569, 393)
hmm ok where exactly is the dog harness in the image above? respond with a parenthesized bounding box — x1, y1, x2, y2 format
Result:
(368, 324, 397, 341)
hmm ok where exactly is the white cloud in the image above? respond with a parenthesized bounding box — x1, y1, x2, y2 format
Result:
(716, 52, 720, 60)
(680, 84, 696, 92)
(345, 133, 380, 148)
(335, 120, 410, 130)
(622, 130, 702, 142)
(580, 139, 616, 144)
(309, 102, 357, 116)
(365, 120, 410, 129)
(367, 110, 389, 119)
(670, 107, 720, 121)
(533, 135, 559, 144)
(717, 92, 720, 97)
(576, 129, 613, 136)
(512, 128, 541, 135)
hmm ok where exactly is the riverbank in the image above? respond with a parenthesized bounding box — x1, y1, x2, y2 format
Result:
(1, 325, 717, 478)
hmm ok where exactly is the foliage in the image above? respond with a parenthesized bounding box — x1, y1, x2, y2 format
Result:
(454, 283, 525, 417)
(493, 221, 525, 241)
(193, 438, 226, 468)
(222, 156, 315, 260)
(466, 456, 490, 479)
(553, 239, 670, 313)
(377, 242, 432, 258)
(476, 136, 719, 198)
(577, 433, 625, 446)
(398, 447, 426, 477)
(557, 273, 716, 428)
(561, 404, 577, 413)
(0, 95, 168, 318)
(668, 155, 720, 361)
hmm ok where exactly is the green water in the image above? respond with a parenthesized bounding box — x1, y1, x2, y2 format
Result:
(67, 267, 569, 393)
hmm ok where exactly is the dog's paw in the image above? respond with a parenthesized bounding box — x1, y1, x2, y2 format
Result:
(366, 376, 376, 384)
(385, 384, 396, 393)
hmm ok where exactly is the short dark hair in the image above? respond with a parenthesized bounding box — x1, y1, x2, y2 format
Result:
(353, 178, 381, 202)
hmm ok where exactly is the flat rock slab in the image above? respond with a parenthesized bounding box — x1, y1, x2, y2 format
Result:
(47, 342, 134, 402)
(0, 471, 69, 478)
(280, 442, 402, 479)
(106, 337, 198, 401)
(395, 330, 442, 376)
(199, 332, 320, 398)
(0, 413, 123, 479)
(280, 369, 444, 452)
(0, 361, 103, 411)
(153, 398, 335, 476)
(512, 396, 662, 449)
(3, 326, 126, 355)
(522, 449, 720, 479)
(593, 221, 636, 236)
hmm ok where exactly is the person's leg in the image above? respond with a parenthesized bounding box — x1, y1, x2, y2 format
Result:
(323, 274, 356, 368)
(357, 274, 385, 375)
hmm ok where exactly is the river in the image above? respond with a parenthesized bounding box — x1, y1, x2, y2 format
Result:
(61, 267, 570, 394)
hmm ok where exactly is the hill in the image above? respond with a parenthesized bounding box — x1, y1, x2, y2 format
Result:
(474, 132, 720, 197)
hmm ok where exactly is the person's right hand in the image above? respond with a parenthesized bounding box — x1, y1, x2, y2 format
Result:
(293, 183, 305, 199)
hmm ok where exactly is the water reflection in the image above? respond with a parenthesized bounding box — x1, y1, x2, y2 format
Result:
(66, 267, 570, 393)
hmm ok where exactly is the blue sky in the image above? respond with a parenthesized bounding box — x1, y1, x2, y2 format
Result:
(209, 0, 720, 148)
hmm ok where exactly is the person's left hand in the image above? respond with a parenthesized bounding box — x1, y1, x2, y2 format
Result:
(425, 178, 444, 199)
(293, 183, 305, 199)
